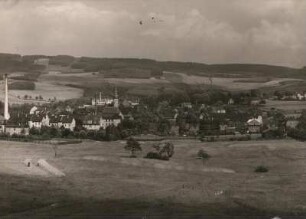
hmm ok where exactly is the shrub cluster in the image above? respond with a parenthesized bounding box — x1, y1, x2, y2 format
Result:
(144, 142, 174, 161)
(197, 149, 210, 159)
(145, 152, 169, 160)
(254, 165, 269, 173)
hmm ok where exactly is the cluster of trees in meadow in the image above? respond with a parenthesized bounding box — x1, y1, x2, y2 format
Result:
(288, 111, 306, 140)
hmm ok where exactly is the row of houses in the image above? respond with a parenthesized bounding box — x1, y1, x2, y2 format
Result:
(274, 92, 306, 101)
(0, 105, 123, 136)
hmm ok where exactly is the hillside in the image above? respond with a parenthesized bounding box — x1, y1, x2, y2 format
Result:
(0, 52, 305, 79)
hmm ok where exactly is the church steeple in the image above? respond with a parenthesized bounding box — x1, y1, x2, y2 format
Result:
(114, 86, 119, 108)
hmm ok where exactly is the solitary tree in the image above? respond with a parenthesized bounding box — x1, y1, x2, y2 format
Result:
(52, 144, 58, 158)
(124, 138, 141, 157)
(159, 142, 174, 158)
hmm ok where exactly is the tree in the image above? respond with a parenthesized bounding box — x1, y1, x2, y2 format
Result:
(29, 127, 39, 135)
(52, 144, 58, 158)
(124, 138, 141, 157)
(159, 142, 174, 158)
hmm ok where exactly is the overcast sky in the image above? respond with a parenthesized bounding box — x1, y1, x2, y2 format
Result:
(0, 0, 305, 67)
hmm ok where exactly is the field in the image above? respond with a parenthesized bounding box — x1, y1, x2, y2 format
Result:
(0, 78, 84, 104)
(41, 70, 305, 91)
(264, 100, 306, 113)
(3, 66, 305, 105)
(164, 72, 303, 91)
(1, 139, 306, 218)
(27, 70, 305, 101)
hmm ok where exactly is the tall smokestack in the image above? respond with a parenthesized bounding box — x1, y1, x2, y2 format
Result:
(4, 74, 10, 121)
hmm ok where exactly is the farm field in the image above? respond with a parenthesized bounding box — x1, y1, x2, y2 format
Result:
(264, 100, 306, 113)
(1, 139, 306, 218)
(164, 72, 303, 91)
(33, 70, 306, 100)
(40, 70, 304, 91)
(0, 79, 84, 104)
(3, 68, 305, 105)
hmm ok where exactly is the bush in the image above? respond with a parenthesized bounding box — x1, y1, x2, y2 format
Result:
(145, 152, 169, 161)
(197, 149, 210, 159)
(124, 138, 142, 157)
(254, 165, 269, 173)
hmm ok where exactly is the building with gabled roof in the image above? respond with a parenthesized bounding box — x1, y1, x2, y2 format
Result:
(247, 116, 263, 133)
(28, 113, 50, 129)
(5, 124, 29, 136)
(82, 114, 101, 131)
(49, 115, 76, 131)
(100, 107, 123, 129)
(61, 115, 76, 131)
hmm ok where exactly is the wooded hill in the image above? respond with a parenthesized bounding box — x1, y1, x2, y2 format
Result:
(0, 53, 305, 79)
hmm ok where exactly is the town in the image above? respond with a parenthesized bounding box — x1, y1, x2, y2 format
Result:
(1, 68, 305, 143)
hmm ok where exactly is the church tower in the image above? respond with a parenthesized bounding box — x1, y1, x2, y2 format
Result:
(114, 87, 119, 108)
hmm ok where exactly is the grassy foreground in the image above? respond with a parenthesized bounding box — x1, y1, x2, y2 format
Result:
(0, 139, 306, 218)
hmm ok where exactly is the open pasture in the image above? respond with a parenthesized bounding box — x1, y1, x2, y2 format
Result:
(0, 139, 306, 218)
(264, 100, 306, 113)
(164, 72, 303, 91)
(0, 80, 83, 104)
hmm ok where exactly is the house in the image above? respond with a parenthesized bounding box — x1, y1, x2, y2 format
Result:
(122, 98, 140, 108)
(49, 115, 60, 128)
(100, 107, 123, 129)
(297, 93, 304, 100)
(61, 115, 76, 131)
(228, 98, 234, 105)
(212, 106, 226, 114)
(81, 107, 123, 130)
(4, 125, 29, 136)
(82, 115, 101, 131)
(28, 113, 50, 129)
(181, 102, 192, 109)
(219, 122, 236, 135)
(65, 105, 73, 113)
(49, 115, 75, 131)
(286, 119, 299, 129)
(285, 113, 301, 119)
(29, 106, 39, 115)
(250, 100, 261, 106)
(247, 116, 263, 133)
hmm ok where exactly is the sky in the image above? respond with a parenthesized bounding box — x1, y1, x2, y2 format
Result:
(0, 0, 305, 68)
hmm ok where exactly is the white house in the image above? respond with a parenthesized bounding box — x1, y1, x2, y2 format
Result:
(61, 116, 76, 131)
(247, 116, 263, 133)
(28, 113, 50, 129)
(5, 125, 29, 136)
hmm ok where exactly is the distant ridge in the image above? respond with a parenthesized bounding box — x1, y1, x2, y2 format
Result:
(0, 52, 305, 78)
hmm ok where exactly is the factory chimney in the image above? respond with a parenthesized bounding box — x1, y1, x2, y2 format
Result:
(4, 74, 10, 121)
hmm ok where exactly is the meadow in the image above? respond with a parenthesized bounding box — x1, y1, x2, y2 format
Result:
(1, 139, 306, 218)
(264, 100, 306, 113)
